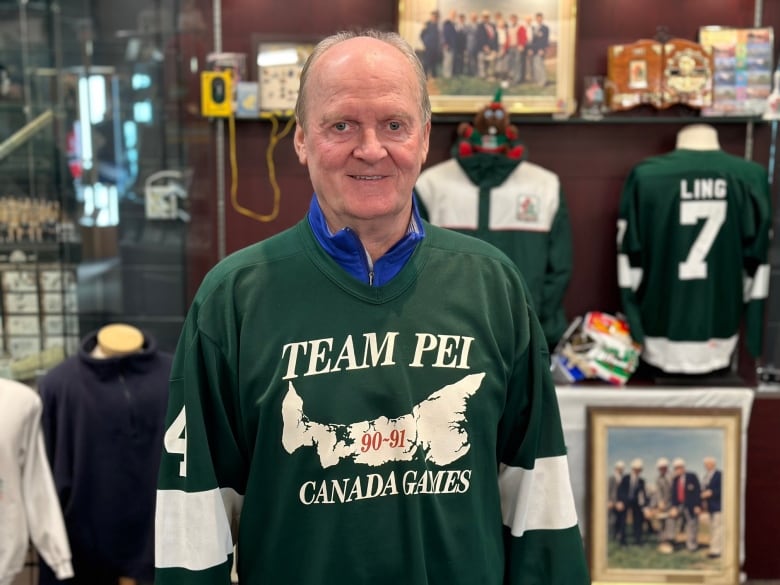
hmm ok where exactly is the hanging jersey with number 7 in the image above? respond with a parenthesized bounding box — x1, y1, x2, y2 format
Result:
(616, 148, 771, 374)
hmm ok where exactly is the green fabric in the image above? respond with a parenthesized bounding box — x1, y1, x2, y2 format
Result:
(618, 149, 771, 363)
(417, 154, 573, 346)
(155, 219, 587, 585)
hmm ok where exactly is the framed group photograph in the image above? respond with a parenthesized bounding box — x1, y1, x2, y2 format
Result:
(586, 407, 741, 585)
(397, 0, 578, 114)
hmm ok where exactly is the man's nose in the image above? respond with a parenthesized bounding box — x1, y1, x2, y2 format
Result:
(353, 129, 387, 160)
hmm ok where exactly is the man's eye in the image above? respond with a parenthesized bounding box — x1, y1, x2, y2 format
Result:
(334, 122, 348, 131)
(388, 121, 402, 131)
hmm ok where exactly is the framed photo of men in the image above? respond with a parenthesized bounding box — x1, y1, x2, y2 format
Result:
(586, 407, 741, 585)
(397, 0, 578, 114)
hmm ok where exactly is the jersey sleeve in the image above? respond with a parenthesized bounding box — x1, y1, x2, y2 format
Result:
(497, 297, 589, 584)
(539, 186, 573, 345)
(616, 168, 646, 345)
(155, 300, 247, 585)
(740, 167, 772, 357)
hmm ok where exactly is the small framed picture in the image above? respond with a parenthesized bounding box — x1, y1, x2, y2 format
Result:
(586, 406, 741, 585)
(628, 59, 648, 89)
(253, 36, 318, 113)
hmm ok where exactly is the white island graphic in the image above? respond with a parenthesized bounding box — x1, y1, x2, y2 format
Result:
(282, 372, 485, 468)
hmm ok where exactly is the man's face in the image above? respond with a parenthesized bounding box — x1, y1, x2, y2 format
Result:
(674, 465, 685, 477)
(294, 38, 430, 233)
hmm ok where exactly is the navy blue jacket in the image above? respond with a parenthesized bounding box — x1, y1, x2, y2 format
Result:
(37, 330, 171, 583)
(704, 470, 722, 513)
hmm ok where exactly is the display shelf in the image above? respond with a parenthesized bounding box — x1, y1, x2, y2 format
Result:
(245, 109, 767, 125)
(430, 113, 766, 125)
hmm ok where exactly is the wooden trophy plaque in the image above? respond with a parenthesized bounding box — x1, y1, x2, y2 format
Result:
(606, 39, 664, 111)
(662, 39, 714, 109)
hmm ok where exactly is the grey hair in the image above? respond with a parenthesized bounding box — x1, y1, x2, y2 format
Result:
(294, 29, 432, 129)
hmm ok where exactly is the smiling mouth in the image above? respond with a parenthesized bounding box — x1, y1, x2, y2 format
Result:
(350, 175, 385, 181)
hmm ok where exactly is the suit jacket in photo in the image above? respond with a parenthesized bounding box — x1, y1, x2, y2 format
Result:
(531, 23, 550, 53)
(442, 18, 458, 50)
(671, 471, 702, 512)
(655, 474, 672, 509)
(703, 469, 722, 513)
(476, 22, 498, 52)
(617, 473, 647, 508)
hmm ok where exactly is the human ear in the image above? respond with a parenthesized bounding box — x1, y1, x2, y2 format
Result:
(294, 123, 307, 165)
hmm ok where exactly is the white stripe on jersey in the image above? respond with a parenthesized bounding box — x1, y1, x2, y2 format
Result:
(643, 334, 738, 374)
(498, 455, 578, 537)
(617, 254, 643, 291)
(743, 263, 770, 301)
(155, 487, 238, 570)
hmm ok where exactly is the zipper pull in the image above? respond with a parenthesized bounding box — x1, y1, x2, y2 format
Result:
(369, 270, 375, 286)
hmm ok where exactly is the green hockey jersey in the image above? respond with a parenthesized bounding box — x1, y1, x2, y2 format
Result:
(415, 154, 573, 347)
(155, 219, 588, 585)
(617, 148, 771, 374)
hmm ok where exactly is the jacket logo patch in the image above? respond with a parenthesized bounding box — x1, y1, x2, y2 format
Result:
(516, 195, 540, 222)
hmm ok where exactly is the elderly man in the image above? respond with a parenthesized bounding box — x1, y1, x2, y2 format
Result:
(528, 12, 549, 86)
(701, 456, 723, 558)
(154, 30, 588, 585)
(653, 457, 676, 553)
(670, 457, 702, 552)
(615, 458, 648, 545)
(607, 460, 625, 540)
(420, 10, 442, 79)
(475, 10, 498, 78)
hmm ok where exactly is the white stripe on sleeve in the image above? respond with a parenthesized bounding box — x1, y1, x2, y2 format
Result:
(155, 487, 237, 571)
(617, 254, 643, 291)
(744, 264, 770, 301)
(498, 455, 578, 537)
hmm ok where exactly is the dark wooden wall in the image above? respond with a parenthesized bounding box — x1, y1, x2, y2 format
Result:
(175, 0, 780, 578)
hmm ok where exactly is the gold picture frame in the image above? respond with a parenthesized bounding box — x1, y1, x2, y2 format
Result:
(397, 0, 578, 115)
(586, 407, 741, 585)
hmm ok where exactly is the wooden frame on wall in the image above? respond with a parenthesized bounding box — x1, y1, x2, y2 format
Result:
(586, 407, 742, 585)
(397, 0, 578, 114)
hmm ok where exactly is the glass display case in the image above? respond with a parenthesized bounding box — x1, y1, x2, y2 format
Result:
(0, 0, 193, 381)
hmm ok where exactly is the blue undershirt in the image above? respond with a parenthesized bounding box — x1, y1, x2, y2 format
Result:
(307, 194, 425, 286)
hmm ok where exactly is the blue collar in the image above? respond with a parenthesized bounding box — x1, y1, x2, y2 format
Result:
(306, 195, 425, 286)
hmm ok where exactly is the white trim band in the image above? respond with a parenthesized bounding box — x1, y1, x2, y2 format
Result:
(155, 487, 235, 571)
(643, 335, 738, 374)
(617, 254, 643, 291)
(498, 455, 578, 537)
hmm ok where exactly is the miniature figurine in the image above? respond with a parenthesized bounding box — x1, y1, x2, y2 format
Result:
(456, 88, 524, 159)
